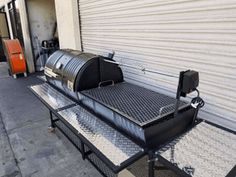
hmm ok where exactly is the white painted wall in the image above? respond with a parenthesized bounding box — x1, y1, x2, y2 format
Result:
(27, 0, 56, 57)
(55, 0, 81, 50)
(18, 0, 35, 73)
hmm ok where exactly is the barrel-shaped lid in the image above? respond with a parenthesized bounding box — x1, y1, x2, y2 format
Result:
(45, 49, 66, 69)
(62, 52, 97, 83)
(45, 49, 99, 92)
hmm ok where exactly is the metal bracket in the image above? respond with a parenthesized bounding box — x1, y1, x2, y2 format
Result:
(147, 157, 159, 163)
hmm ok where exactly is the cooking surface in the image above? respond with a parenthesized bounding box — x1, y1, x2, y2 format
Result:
(82, 82, 188, 125)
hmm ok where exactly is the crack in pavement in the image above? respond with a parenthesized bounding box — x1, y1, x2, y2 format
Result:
(0, 112, 23, 177)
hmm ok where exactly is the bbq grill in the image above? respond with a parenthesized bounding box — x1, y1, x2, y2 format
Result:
(30, 49, 207, 177)
(80, 82, 194, 148)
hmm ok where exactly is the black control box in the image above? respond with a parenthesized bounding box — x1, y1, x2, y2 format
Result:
(181, 70, 199, 94)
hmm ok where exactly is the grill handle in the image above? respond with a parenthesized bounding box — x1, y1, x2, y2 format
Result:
(98, 80, 115, 88)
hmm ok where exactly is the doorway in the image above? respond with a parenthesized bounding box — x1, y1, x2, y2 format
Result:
(26, 0, 58, 71)
(0, 10, 10, 62)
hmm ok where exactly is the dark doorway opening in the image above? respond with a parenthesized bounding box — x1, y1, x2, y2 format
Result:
(0, 10, 10, 62)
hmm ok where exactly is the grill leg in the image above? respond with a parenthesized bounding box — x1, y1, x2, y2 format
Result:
(81, 141, 85, 160)
(148, 152, 155, 177)
(48, 110, 56, 132)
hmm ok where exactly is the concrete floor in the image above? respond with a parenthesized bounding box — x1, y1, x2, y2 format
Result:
(0, 62, 177, 177)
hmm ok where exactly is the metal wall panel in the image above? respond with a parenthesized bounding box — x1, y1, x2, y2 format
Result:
(79, 0, 236, 131)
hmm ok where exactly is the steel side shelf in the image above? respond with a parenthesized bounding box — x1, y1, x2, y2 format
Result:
(29, 83, 146, 174)
(30, 83, 76, 111)
(155, 122, 236, 177)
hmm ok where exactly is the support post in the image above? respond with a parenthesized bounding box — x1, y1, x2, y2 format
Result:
(148, 152, 155, 177)
(174, 71, 185, 118)
(81, 141, 85, 160)
(49, 110, 55, 128)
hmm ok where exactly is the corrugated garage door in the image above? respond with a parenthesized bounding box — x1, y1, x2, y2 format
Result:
(79, 0, 236, 131)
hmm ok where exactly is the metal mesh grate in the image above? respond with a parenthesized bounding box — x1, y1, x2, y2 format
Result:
(82, 82, 188, 125)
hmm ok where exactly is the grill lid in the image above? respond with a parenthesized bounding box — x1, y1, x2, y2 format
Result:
(44, 49, 123, 99)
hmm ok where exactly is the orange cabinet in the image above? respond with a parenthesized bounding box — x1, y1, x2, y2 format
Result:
(3, 39, 27, 78)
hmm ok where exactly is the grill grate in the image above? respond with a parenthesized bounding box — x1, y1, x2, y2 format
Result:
(82, 82, 188, 125)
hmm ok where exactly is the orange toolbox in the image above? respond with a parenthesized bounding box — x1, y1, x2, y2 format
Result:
(3, 39, 27, 78)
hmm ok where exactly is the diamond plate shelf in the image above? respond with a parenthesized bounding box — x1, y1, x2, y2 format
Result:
(30, 83, 75, 110)
(156, 122, 236, 177)
(58, 105, 144, 166)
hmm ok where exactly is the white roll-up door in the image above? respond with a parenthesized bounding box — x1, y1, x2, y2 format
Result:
(79, 0, 236, 131)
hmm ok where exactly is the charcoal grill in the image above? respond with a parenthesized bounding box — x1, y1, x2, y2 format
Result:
(80, 82, 194, 148)
(30, 49, 205, 177)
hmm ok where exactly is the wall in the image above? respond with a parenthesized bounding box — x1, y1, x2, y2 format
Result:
(27, 0, 56, 56)
(55, 0, 81, 50)
(18, 0, 34, 73)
